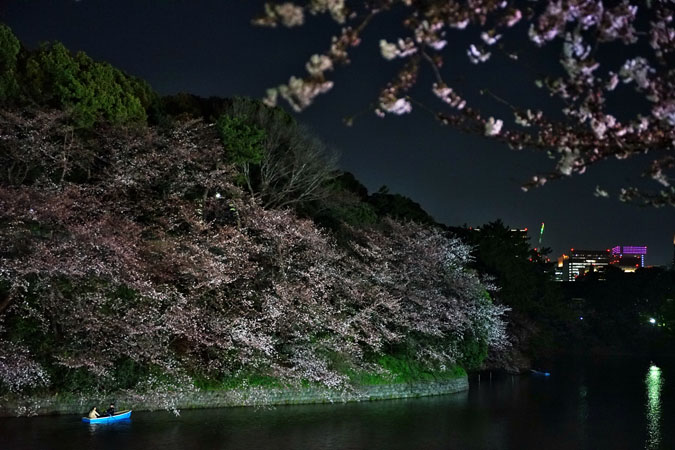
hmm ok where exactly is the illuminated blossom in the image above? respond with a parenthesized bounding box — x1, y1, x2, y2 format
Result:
(274, 2, 305, 27)
(254, 0, 675, 205)
(379, 97, 412, 115)
(305, 54, 333, 76)
(484, 117, 503, 136)
(480, 31, 502, 46)
(467, 44, 491, 64)
(379, 39, 398, 60)
(309, 0, 347, 24)
(619, 57, 653, 89)
(0, 111, 510, 402)
(432, 83, 466, 110)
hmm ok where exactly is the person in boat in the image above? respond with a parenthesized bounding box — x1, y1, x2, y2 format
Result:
(105, 403, 115, 417)
(87, 406, 100, 419)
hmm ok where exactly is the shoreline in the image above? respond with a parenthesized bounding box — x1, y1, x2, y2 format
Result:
(0, 377, 468, 418)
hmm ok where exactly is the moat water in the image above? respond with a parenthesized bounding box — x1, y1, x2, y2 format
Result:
(2, 356, 674, 450)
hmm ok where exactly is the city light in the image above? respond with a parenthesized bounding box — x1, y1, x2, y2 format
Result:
(611, 245, 647, 255)
(555, 244, 648, 281)
(649, 318, 656, 325)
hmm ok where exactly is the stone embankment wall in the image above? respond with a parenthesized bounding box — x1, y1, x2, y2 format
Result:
(0, 377, 468, 417)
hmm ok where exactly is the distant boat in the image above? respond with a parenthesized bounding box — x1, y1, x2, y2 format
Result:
(82, 410, 132, 423)
(530, 369, 551, 377)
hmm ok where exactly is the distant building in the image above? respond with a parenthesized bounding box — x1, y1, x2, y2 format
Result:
(510, 227, 529, 239)
(553, 254, 569, 281)
(556, 245, 648, 281)
(609, 245, 647, 272)
(470, 226, 529, 238)
(557, 249, 612, 281)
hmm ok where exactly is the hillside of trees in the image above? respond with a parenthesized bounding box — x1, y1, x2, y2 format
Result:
(3, 23, 673, 408)
(0, 25, 510, 402)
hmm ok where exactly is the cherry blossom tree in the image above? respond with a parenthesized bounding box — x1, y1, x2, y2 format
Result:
(0, 107, 509, 402)
(255, 0, 675, 206)
(344, 220, 509, 368)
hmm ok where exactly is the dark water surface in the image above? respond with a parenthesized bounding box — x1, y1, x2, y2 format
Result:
(2, 356, 674, 450)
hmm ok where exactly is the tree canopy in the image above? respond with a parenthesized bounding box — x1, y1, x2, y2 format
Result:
(0, 26, 510, 398)
(255, 0, 675, 206)
(0, 111, 509, 400)
(0, 25, 158, 128)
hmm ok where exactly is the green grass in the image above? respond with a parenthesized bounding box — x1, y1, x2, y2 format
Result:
(190, 355, 466, 393)
(347, 355, 466, 386)
(193, 373, 285, 391)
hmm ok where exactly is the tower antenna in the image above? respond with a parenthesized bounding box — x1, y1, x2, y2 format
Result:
(538, 222, 545, 248)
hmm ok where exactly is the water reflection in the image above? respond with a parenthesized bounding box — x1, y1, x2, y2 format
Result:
(3, 358, 674, 450)
(645, 364, 663, 450)
(578, 384, 588, 421)
(86, 418, 132, 437)
(578, 383, 588, 448)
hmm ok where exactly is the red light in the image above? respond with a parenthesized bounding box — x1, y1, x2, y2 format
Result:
(636, 264, 639, 267)
(571, 248, 574, 252)
(606, 249, 610, 252)
(524, 227, 528, 231)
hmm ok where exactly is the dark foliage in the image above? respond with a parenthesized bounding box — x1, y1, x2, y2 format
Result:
(1, 24, 160, 128)
(568, 267, 675, 355)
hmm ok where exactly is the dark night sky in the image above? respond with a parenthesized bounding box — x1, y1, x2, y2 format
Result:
(2, 0, 674, 265)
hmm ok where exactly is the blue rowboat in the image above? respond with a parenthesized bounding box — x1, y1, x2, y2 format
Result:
(82, 410, 132, 423)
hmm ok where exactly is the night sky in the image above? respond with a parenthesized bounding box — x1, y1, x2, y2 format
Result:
(2, 0, 674, 265)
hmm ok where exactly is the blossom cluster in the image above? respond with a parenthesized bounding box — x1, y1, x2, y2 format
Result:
(0, 110, 510, 399)
(255, 0, 675, 206)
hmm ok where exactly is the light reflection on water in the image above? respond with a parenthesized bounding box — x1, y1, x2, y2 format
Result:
(86, 418, 132, 437)
(645, 364, 664, 450)
(3, 358, 674, 450)
(578, 383, 588, 448)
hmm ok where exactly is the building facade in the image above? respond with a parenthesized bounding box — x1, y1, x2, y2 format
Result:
(556, 245, 648, 281)
(557, 249, 612, 281)
(609, 245, 647, 272)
